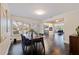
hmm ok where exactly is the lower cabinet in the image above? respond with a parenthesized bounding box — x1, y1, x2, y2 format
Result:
(69, 35, 79, 55)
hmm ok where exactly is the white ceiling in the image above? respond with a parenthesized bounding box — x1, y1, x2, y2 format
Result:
(8, 3, 79, 20)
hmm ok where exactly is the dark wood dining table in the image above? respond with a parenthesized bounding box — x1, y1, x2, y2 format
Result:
(31, 36, 45, 54)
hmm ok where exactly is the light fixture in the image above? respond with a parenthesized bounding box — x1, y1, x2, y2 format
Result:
(34, 9, 45, 15)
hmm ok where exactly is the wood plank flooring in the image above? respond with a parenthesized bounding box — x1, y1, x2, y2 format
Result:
(8, 33, 69, 55)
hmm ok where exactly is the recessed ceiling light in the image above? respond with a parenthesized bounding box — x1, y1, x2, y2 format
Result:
(34, 9, 45, 15)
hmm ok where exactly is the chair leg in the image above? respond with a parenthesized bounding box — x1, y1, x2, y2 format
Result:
(22, 45, 26, 54)
(30, 44, 33, 54)
(22, 44, 25, 52)
(41, 40, 45, 54)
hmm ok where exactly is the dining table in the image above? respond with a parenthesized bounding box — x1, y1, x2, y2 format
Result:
(31, 36, 45, 54)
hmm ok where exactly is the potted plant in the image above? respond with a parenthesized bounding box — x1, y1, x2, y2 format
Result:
(76, 26, 79, 36)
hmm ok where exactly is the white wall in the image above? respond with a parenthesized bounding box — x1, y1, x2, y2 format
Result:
(12, 16, 43, 24)
(46, 10, 79, 44)
(0, 3, 12, 55)
(64, 10, 79, 44)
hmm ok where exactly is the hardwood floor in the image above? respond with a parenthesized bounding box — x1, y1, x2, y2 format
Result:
(8, 33, 69, 55)
(8, 42, 23, 55)
(53, 33, 65, 54)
